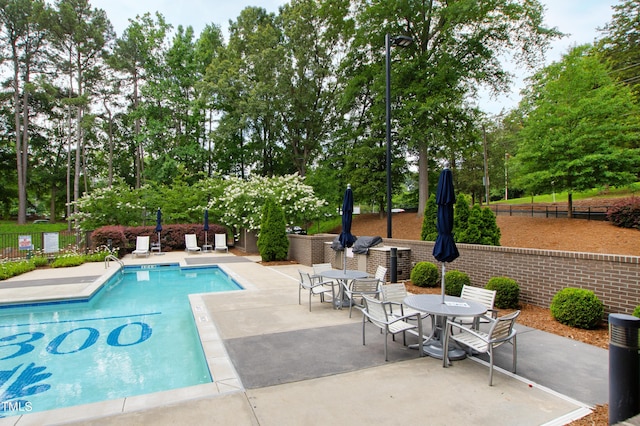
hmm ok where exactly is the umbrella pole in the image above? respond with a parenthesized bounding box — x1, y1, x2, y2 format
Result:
(441, 262, 446, 304)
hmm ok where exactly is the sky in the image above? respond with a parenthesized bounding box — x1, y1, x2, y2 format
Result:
(90, 0, 620, 114)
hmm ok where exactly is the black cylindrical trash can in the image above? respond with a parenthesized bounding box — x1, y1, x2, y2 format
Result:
(609, 313, 640, 425)
(390, 247, 397, 283)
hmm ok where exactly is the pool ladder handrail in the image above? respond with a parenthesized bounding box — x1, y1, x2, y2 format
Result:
(105, 254, 124, 269)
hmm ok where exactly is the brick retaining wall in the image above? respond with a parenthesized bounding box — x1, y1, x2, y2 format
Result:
(287, 234, 640, 316)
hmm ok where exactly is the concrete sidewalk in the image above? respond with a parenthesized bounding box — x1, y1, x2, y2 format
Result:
(0, 252, 607, 425)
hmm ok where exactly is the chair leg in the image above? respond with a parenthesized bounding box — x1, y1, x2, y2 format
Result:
(512, 335, 517, 373)
(488, 347, 494, 386)
(298, 285, 302, 305)
(308, 291, 312, 312)
(362, 316, 366, 346)
(384, 329, 388, 362)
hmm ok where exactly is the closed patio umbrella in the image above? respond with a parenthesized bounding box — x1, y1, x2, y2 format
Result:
(338, 184, 357, 273)
(155, 208, 163, 252)
(204, 209, 209, 247)
(433, 169, 459, 304)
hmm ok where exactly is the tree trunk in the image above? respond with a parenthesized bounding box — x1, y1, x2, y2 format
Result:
(568, 192, 573, 219)
(13, 58, 26, 225)
(417, 143, 429, 217)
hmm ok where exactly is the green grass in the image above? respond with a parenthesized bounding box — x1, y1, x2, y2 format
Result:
(307, 216, 342, 235)
(0, 220, 68, 234)
(497, 183, 640, 205)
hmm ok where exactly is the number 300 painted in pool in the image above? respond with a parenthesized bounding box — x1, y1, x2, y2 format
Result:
(0, 322, 152, 360)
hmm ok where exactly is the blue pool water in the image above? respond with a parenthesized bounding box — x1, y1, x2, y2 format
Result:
(0, 264, 242, 417)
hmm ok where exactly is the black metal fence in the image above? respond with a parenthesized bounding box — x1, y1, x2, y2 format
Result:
(0, 230, 92, 260)
(490, 205, 610, 221)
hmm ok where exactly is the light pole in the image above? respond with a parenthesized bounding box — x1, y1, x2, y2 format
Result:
(386, 33, 413, 239)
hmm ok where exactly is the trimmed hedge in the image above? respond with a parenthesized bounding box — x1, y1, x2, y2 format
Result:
(550, 287, 604, 329)
(410, 262, 439, 288)
(92, 223, 227, 253)
(444, 270, 470, 296)
(485, 276, 520, 309)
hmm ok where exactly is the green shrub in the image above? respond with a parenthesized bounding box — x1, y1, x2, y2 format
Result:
(444, 270, 470, 296)
(0, 260, 36, 280)
(257, 198, 289, 262)
(485, 276, 520, 309)
(550, 287, 604, 329)
(607, 197, 640, 229)
(420, 194, 438, 241)
(410, 262, 439, 288)
(633, 305, 640, 318)
(32, 256, 49, 267)
(51, 255, 85, 268)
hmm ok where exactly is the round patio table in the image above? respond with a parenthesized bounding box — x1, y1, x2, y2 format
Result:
(319, 269, 368, 309)
(404, 294, 487, 360)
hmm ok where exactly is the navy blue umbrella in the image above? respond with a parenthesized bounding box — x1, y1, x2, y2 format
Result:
(433, 169, 459, 303)
(204, 209, 209, 246)
(338, 184, 357, 272)
(155, 208, 162, 251)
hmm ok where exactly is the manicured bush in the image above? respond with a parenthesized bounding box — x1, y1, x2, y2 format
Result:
(410, 261, 439, 288)
(257, 198, 289, 262)
(607, 197, 640, 229)
(444, 270, 470, 296)
(485, 276, 520, 309)
(550, 287, 604, 329)
(633, 305, 640, 318)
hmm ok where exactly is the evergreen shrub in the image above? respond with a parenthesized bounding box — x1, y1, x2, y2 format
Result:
(444, 270, 470, 296)
(257, 198, 289, 262)
(550, 287, 604, 329)
(485, 276, 519, 309)
(410, 262, 439, 288)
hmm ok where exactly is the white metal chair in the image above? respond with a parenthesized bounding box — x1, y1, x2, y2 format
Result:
(381, 283, 432, 324)
(298, 271, 334, 311)
(443, 310, 520, 385)
(214, 233, 228, 252)
(361, 295, 424, 361)
(373, 265, 388, 283)
(132, 236, 150, 257)
(454, 285, 498, 329)
(185, 234, 201, 254)
(342, 278, 381, 318)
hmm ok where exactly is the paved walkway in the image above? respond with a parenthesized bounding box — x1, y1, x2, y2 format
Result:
(0, 251, 608, 425)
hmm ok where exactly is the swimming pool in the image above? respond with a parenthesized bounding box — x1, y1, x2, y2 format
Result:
(0, 264, 242, 417)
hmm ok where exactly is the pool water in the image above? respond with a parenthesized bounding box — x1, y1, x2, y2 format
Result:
(0, 264, 242, 417)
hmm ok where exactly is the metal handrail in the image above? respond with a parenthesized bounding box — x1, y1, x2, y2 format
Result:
(105, 254, 123, 269)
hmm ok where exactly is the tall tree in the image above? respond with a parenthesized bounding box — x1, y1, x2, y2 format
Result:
(345, 0, 561, 216)
(276, 0, 352, 177)
(516, 45, 640, 216)
(0, 0, 49, 224)
(50, 0, 114, 215)
(108, 12, 170, 188)
(598, 0, 640, 98)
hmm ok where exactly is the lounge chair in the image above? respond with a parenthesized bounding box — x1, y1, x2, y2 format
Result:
(132, 236, 150, 258)
(185, 234, 201, 254)
(214, 233, 228, 253)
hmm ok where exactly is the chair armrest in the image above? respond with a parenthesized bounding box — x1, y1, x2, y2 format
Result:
(384, 301, 403, 315)
(487, 308, 498, 319)
(445, 318, 489, 342)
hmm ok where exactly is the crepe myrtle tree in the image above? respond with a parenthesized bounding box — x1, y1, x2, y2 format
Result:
(210, 174, 328, 237)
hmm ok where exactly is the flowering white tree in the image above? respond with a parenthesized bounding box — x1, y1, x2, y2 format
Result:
(211, 174, 327, 234)
(71, 174, 328, 232)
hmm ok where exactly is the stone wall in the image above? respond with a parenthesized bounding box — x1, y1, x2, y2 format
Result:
(287, 233, 640, 316)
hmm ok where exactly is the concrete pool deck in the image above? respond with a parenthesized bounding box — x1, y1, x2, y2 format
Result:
(0, 251, 608, 425)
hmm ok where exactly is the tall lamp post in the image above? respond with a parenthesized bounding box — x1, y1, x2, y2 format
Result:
(386, 33, 413, 238)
